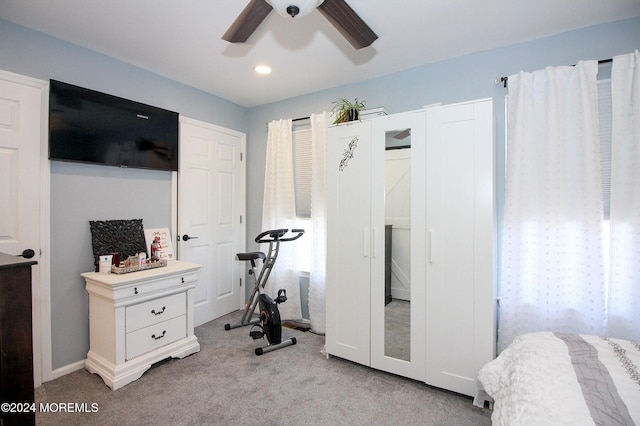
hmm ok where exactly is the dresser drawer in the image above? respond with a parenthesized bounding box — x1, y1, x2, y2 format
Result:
(120, 272, 197, 299)
(126, 292, 186, 333)
(126, 315, 187, 360)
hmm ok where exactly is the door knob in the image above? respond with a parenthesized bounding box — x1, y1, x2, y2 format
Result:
(18, 249, 36, 259)
(182, 234, 199, 241)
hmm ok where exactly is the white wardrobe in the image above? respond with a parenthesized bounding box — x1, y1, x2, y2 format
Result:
(325, 98, 496, 397)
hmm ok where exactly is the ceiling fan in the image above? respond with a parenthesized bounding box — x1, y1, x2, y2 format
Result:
(222, 0, 378, 50)
(394, 128, 411, 140)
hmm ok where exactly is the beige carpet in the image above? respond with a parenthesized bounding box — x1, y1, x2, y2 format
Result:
(36, 310, 492, 425)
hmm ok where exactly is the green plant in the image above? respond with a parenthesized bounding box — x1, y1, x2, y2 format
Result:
(331, 97, 366, 124)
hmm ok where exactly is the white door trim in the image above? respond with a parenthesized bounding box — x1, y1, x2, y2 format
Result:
(0, 70, 51, 386)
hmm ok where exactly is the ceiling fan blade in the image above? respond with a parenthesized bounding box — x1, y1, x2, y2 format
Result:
(394, 129, 411, 140)
(317, 0, 378, 49)
(222, 0, 273, 43)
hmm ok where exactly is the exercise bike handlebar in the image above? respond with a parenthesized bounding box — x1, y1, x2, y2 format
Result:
(255, 228, 305, 243)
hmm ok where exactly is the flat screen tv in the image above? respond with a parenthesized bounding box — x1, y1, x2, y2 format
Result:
(49, 79, 179, 171)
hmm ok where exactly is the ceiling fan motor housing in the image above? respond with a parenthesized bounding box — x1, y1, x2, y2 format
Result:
(267, 0, 323, 18)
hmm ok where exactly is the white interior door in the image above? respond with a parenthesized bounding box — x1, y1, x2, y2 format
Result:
(0, 76, 42, 261)
(0, 71, 48, 386)
(178, 117, 245, 326)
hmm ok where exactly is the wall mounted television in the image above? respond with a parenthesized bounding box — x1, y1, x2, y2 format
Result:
(49, 79, 179, 171)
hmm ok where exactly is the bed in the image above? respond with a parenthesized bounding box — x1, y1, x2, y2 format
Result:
(475, 332, 640, 425)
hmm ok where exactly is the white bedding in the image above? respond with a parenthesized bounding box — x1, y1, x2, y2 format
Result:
(477, 332, 640, 426)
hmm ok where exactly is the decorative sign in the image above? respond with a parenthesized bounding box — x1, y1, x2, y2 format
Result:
(339, 136, 358, 171)
(89, 218, 147, 272)
(144, 228, 175, 261)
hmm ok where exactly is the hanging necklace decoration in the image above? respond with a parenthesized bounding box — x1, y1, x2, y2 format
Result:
(339, 136, 358, 171)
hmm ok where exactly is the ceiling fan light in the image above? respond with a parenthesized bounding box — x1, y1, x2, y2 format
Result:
(266, 0, 324, 18)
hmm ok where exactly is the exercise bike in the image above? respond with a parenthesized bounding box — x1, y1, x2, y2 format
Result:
(224, 228, 305, 355)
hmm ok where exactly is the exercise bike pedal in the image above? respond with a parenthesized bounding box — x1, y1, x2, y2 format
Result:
(249, 324, 264, 340)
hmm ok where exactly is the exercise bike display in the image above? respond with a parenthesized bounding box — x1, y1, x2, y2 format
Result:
(224, 228, 305, 355)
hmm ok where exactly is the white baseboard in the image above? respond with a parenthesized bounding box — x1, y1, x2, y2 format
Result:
(47, 359, 86, 382)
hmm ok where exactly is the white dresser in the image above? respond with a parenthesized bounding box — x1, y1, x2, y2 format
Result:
(83, 260, 201, 390)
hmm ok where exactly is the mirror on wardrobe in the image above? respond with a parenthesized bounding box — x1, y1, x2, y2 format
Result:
(384, 128, 411, 361)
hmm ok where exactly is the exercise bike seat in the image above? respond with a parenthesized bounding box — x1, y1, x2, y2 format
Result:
(235, 251, 266, 262)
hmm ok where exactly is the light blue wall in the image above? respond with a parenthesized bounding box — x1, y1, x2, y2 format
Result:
(0, 19, 249, 369)
(0, 20, 247, 129)
(244, 17, 640, 277)
(1, 16, 638, 372)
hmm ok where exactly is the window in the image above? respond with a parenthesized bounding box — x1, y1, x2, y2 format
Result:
(598, 78, 612, 219)
(598, 78, 612, 288)
(293, 126, 312, 218)
(292, 124, 313, 273)
(504, 79, 612, 217)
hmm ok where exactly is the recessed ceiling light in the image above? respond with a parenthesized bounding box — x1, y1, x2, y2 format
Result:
(255, 65, 272, 75)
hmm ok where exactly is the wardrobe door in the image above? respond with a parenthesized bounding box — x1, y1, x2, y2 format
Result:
(424, 98, 496, 397)
(326, 120, 373, 366)
(370, 110, 427, 382)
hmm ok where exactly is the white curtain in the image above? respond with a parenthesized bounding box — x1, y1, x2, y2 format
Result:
(262, 119, 302, 320)
(308, 112, 328, 334)
(608, 50, 640, 341)
(498, 61, 606, 351)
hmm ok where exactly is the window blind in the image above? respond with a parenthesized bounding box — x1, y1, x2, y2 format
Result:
(293, 128, 312, 218)
(598, 78, 612, 219)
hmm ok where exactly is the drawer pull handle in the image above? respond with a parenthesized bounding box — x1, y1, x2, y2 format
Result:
(151, 306, 166, 315)
(181, 277, 184, 283)
(151, 330, 166, 340)
(134, 287, 138, 295)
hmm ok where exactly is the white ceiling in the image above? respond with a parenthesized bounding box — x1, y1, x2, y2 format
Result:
(1, 0, 639, 107)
